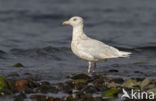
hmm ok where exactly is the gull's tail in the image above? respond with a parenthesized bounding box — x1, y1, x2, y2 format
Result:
(119, 51, 131, 57)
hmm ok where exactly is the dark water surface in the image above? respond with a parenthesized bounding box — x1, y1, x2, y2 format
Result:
(0, 0, 156, 83)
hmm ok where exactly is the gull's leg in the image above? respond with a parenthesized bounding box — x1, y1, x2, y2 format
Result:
(88, 62, 92, 73)
(93, 63, 96, 72)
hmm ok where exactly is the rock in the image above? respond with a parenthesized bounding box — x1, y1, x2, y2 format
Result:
(14, 80, 29, 91)
(134, 62, 147, 65)
(0, 76, 12, 90)
(111, 78, 124, 84)
(93, 79, 106, 92)
(93, 73, 106, 79)
(147, 88, 156, 96)
(101, 88, 120, 98)
(122, 79, 138, 88)
(65, 95, 101, 101)
(62, 79, 88, 92)
(134, 71, 144, 74)
(23, 88, 34, 94)
(30, 95, 61, 101)
(145, 84, 156, 90)
(65, 96, 102, 101)
(79, 96, 97, 101)
(14, 92, 26, 101)
(65, 96, 78, 101)
(151, 80, 156, 84)
(39, 81, 50, 86)
(0, 89, 12, 96)
(140, 78, 151, 89)
(28, 80, 39, 88)
(81, 85, 97, 94)
(12, 63, 24, 68)
(106, 82, 116, 88)
(35, 85, 58, 93)
(57, 82, 73, 94)
(8, 73, 20, 77)
(30, 95, 48, 101)
(71, 73, 91, 80)
(72, 79, 87, 88)
(24, 72, 32, 76)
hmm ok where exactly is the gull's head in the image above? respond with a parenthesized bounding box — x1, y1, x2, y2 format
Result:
(63, 16, 83, 27)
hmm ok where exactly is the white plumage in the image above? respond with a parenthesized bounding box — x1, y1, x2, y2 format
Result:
(63, 16, 131, 73)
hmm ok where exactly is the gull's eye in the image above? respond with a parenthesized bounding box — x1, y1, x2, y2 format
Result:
(73, 18, 77, 21)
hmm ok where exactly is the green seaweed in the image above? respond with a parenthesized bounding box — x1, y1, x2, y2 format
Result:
(102, 88, 120, 98)
(122, 79, 138, 88)
(12, 63, 24, 68)
(134, 62, 147, 65)
(0, 76, 12, 90)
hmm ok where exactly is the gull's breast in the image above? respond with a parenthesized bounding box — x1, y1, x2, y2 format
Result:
(71, 41, 97, 62)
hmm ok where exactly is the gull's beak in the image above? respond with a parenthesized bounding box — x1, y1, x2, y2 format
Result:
(62, 20, 70, 25)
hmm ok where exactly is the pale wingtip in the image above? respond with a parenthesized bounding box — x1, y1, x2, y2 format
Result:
(120, 51, 132, 57)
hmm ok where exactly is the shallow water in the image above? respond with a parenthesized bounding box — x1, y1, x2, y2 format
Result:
(0, 0, 156, 100)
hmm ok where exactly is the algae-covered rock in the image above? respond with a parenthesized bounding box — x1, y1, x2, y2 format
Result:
(81, 85, 97, 94)
(65, 96, 78, 101)
(122, 79, 138, 88)
(35, 85, 58, 93)
(102, 88, 120, 98)
(0, 76, 11, 90)
(30, 95, 61, 101)
(140, 78, 150, 89)
(72, 79, 87, 87)
(147, 88, 156, 97)
(71, 73, 90, 80)
(106, 82, 116, 88)
(12, 63, 24, 68)
(93, 73, 106, 79)
(134, 62, 147, 65)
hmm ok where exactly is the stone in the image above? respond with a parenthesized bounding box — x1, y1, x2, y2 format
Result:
(140, 78, 150, 89)
(0, 76, 12, 90)
(14, 80, 29, 91)
(71, 73, 91, 80)
(102, 88, 120, 98)
(12, 63, 24, 68)
(106, 82, 116, 88)
(122, 79, 138, 88)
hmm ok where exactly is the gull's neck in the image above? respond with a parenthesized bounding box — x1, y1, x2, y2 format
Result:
(72, 24, 87, 41)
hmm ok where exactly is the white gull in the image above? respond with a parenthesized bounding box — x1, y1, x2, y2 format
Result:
(63, 16, 131, 73)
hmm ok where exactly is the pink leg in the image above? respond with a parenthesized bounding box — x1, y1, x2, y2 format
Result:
(93, 63, 96, 72)
(88, 62, 92, 73)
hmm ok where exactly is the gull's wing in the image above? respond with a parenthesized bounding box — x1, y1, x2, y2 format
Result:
(77, 38, 121, 59)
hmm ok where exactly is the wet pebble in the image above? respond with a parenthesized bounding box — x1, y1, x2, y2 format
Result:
(106, 82, 116, 88)
(81, 85, 97, 94)
(140, 78, 151, 89)
(14, 80, 29, 91)
(101, 88, 120, 98)
(0, 89, 12, 96)
(122, 79, 138, 88)
(30, 95, 61, 101)
(12, 63, 24, 68)
(14, 92, 26, 101)
(0, 76, 12, 90)
(93, 79, 106, 91)
(35, 85, 58, 93)
(8, 73, 20, 77)
(71, 73, 91, 80)
(110, 78, 124, 84)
